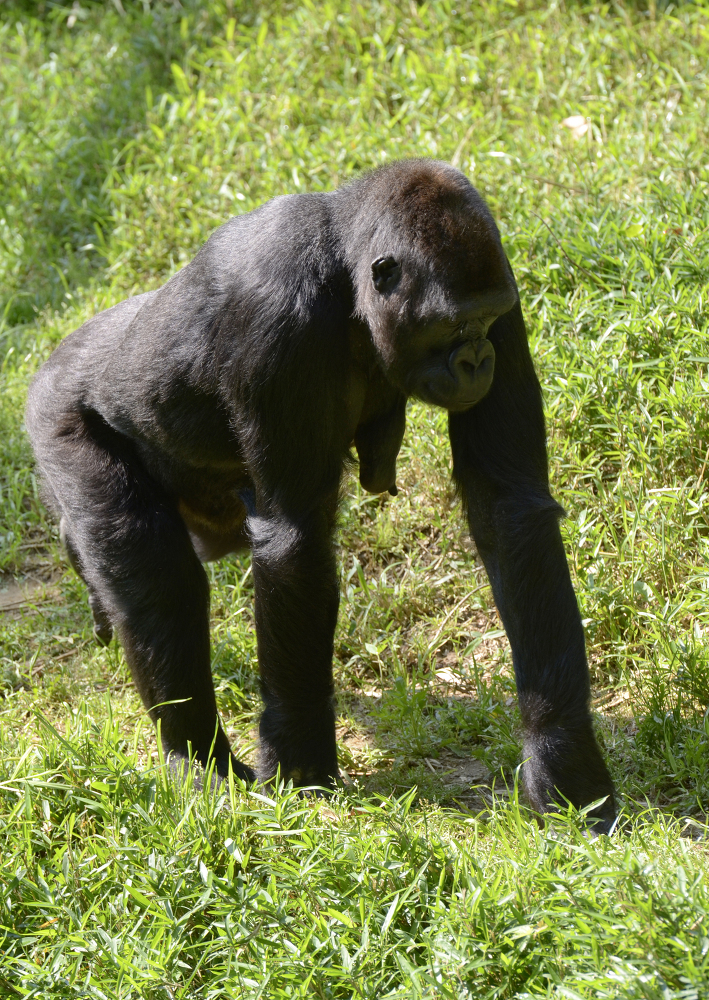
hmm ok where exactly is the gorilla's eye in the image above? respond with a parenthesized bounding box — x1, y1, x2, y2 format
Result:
(371, 255, 401, 293)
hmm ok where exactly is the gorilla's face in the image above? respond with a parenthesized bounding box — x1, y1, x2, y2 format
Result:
(366, 254, 516, 412)
(404, 307, 501, 411)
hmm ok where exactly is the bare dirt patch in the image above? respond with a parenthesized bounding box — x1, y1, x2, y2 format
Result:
(0, 571, 61, 620)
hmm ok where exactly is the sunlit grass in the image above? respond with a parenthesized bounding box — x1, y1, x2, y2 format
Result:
(1, 0, 709, 996)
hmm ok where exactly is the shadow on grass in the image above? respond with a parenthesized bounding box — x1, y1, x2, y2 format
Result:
(0, 1, 228, 324)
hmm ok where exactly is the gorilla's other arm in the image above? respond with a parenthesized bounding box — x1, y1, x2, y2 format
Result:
(449, 301, 615, 831)
(354, 390, 407, 495)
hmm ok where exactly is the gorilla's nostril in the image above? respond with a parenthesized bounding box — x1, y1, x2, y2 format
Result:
(459, 359, 478, 377)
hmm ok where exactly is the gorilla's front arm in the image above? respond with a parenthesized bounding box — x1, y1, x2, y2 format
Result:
(449, 302, 615, 827)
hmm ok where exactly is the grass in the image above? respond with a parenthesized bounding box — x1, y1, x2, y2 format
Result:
(1, 0, 709, 995)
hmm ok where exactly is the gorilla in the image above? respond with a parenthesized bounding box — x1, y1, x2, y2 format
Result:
(26, 159, 615, 830)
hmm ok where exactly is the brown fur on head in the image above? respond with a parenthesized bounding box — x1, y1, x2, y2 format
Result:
(350, 160, 516, 409)
(358, 160, 510, 302)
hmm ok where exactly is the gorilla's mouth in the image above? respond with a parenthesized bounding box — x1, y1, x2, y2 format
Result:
(421, 379, 490, 411)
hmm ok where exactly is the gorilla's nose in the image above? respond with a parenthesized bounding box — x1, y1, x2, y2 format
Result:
(447, 339, 496, 408)
(449, 341, 487, 379)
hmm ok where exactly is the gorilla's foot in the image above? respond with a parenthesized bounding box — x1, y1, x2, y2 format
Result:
(522, 721, 616, 834)
(91, 603, 113, 646)
(86, 587, 113, 644)
(257, 702, 339, 789)
(226, 754, 257, 784)
(258, 752, 340, 790)
(167, 750, 256, 789)
(59, 516, 114, 645)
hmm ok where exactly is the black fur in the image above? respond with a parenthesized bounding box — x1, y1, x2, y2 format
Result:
(26, 160, 615, 828)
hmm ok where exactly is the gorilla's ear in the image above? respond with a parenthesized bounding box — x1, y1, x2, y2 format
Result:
(371, 255, 401, 293)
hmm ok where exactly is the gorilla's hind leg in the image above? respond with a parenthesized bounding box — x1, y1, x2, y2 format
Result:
(36, 409, 254, 785)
